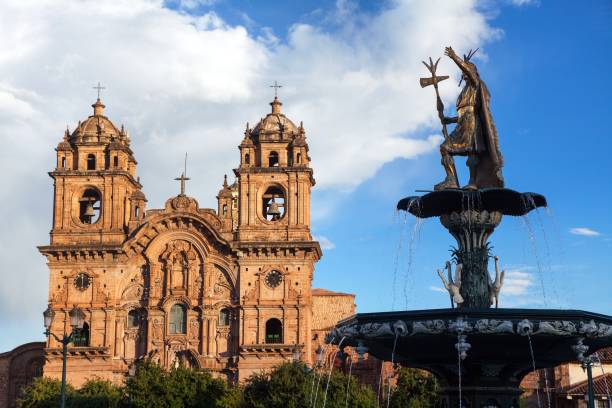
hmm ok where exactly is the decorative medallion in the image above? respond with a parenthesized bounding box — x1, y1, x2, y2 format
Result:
(265, 270, 283, 288)
(73, 273, 91, 291)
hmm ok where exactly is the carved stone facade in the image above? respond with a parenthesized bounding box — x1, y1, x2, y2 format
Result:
(34, 95, 321, 387)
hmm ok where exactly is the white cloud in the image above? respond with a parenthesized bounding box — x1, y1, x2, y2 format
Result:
(429, 286, 447, 293)
(509, 0, 538, 6)
(570, 227, 602, 237)
(314, 235, 336, 251)
(0, 0, 502, 348)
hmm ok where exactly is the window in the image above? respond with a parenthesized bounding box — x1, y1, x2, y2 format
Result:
(219, 308, 230, 326)
(113, 156, 119, 167)
(135, 206, 140, 219)
(296, 153, 302, 164)
(87, 154, 96, 170)
(169, 304, 187, 334)
(268, 151, 279, 167)
(127, 309, 141, 328)
(222, 204, 228, 216)
(262, 186, 285, 221)
(73, 322, 89, 347)
(265, 318, 282, 344)
(61, 157, 66, 168)
(244, 153, 250, 165)
(79, 188, 101, 224)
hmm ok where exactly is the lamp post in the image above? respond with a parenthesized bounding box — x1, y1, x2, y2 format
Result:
(43, 305, 85, 408)
(573, 338, 596, 408)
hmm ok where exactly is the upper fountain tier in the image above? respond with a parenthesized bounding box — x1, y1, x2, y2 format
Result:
(397, 188, 547, 218)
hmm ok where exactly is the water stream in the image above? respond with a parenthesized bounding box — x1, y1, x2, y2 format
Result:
(386, 333, 400, 408)
(322, 336, 346, 408)
(526, 333, 542, 408)
(457, 332, 462, 408)
(344, 355, 354, 408)
(520, 215, 548, 307)
(595, 352, 611, 403)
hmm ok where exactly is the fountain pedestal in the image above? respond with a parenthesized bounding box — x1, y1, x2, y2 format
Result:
(440, 209, 501, 309)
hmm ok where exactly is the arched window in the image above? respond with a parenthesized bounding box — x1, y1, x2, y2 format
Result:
(87, 154, 96, 170)
(135, 206, 140, 219)
(61, 157, 66, 168)
(219, 308, 231, 326)
(79, 188, 101, 224)
(262, 186, 285, 221)
(244, 153, 250, 165)
(127, 309, 141, 328)
(296, 153, 302, 164)
(268, 151, 279, 167)
(73, 322, 89, 347)
(169, 304, 187, 334)
(265, 318, 282, 344)
(222, 204, 228, 216)
(113, 156, 119, 167)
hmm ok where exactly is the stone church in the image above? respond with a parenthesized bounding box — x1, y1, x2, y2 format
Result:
(3, 93, 329, 395)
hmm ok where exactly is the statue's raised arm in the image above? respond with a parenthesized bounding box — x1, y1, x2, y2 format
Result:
(429, 46, 504, 191)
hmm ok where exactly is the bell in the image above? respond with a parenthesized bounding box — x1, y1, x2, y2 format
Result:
(267, 198, 281, 219)
(84, 201, 96, 217)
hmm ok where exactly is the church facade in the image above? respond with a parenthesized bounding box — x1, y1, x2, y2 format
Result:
(36, 94, 321, 386)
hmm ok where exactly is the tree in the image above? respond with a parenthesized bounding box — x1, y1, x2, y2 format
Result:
(388, 367, 439, 408)
(75, 378, 125, 407)
(17, 377, 75, 408)
(241, 362, 377, 408)
(124, 360, 232, 408)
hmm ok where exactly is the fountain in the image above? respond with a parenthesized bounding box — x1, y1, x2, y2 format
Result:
(327, 46, 612, 407)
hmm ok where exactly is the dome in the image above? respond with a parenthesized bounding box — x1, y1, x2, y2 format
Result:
(251, 97, 299, 137)
(70, 99, 123, 143)
(130, 190, 147, 201)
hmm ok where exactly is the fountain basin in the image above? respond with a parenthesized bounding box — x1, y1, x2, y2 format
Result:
(396, 188, 547, 218)
(327, 308, 612, 406)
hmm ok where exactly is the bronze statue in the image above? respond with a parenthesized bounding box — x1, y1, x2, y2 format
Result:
(421, 46, 504, 190)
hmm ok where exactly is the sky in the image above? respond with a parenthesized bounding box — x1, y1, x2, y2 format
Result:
(0, 0, 611, 352)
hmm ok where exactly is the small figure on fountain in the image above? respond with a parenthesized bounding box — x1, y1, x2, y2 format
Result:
(421, 46, 504, 191)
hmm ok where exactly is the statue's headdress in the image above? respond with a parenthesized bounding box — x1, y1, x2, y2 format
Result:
(458, 48, 479, 87)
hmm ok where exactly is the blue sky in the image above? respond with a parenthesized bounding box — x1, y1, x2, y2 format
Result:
(0, 0, 610, 352)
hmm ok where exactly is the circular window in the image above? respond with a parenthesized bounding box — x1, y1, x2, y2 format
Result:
(73, 273, 91, 291)
(265, 270, 283, 288)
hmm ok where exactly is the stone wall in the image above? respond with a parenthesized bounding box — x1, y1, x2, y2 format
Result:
(0, 342, 45, 408)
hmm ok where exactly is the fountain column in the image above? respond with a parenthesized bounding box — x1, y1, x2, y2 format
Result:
(440, 209, 502, 309)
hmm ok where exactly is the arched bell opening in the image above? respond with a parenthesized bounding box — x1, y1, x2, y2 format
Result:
(86, 154, 96, 170)
(79, 188, 101, 224)
(268, 151, 279, 167)
(262, 186, 285, 222)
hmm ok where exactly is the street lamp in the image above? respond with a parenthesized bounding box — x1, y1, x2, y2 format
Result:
(315, 345, 325, 367)
(292, 345, 302, 363)
(573, 338, 596, 408)
(43, 305, 85, 408)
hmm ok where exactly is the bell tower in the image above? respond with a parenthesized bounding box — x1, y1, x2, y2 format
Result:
(49, 96, 145, 246)
(233, 93, 321, 380)
(235, 96, 314, 242)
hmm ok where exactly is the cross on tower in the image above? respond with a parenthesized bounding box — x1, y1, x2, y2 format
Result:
(93, 82, 106, 100)
(174, 153, 190, 196)
(269, 81, 282, 98)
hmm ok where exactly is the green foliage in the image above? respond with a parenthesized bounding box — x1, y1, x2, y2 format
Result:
(75, 378, 125, 407)
(17, 377, 76, 408)
(241, 362, 377, 408)
(124, 360, 232, 408)
(388, 367, 439, 408)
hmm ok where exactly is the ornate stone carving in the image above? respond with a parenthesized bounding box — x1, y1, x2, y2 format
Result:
(474, 319, 514, 334)
(535, 321, 577, 336)
(517, 319, 534, 336)
(412, 320, 446, 335)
